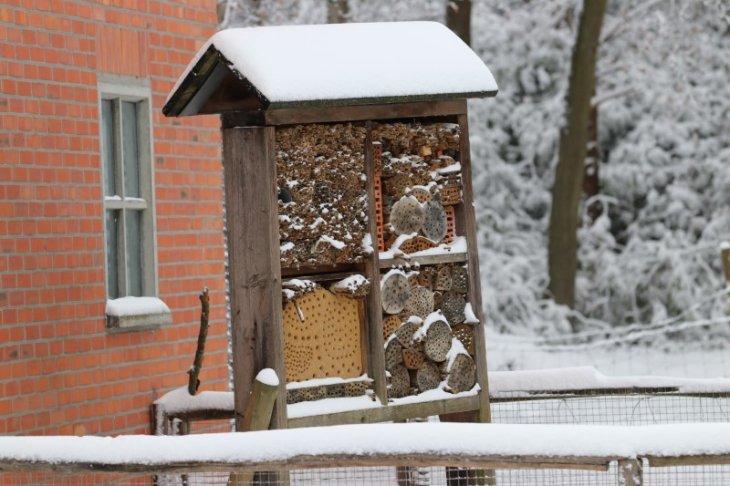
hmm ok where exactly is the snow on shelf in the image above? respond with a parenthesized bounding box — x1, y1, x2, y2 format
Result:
(171, 22, 497, 108)
(154, 386, 234, 416)
(105, 297, 170, 317)
(380, 236, 468, 266)
(6, 423, 730, 466)
(286, 374, 370, 391)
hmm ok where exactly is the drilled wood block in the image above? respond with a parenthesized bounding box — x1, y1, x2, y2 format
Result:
(402, 346, 426, 370)
(444, 205, 456, 244)
(383, 315, 402, 341)
(435, 265, 453, 291)
(283, 288, 364, 382)
(452, 324, 475, 355)
(451, 265, 469, 294)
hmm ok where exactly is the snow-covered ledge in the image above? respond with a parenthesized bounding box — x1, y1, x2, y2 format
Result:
(106, 296, 172, 332)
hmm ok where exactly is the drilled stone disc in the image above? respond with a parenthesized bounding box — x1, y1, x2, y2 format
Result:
(389, 364, 410, 399)
(385, 338, 404, 371)
(404, 286, 435, 319)
(390, 196, 425, 235)
(451, 265, 469, 294)
(416, 361, 442, 392)
(424, 319, 452, 362)
(435, 265, 453, 291)
(441, 292, 466, 325)
(395, 321, 421, 349)
(422, 199, 448, 243)
(381, 272, 411, 315)
(447, 353, 477, 394)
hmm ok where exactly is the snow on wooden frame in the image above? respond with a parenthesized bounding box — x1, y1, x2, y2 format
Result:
(4, 423, 730, 466)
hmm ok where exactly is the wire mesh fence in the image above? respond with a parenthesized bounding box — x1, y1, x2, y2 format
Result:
(3, 461, 730, 485)
(491, 391, 730, 425)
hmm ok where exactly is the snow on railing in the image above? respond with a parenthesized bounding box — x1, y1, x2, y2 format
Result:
(2, 423, 730, 485)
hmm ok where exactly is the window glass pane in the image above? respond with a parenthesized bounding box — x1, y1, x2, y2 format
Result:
(122, 101, 140, 198)
(105, 210, 120, 299)
(125, 209, 143, 297)
(101, 99, 116, 196)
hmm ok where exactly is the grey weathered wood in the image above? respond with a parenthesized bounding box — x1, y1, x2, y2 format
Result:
(0, 454, 612, 474)
(288, 394, 480, 428)
(240, 374, 280, 432)
(618, 458, 643, 486)
(223, 126, 287, 431)
(379, 251, 468, 269)
(364, 122, 388, 405)
(457, 112, 492, 423)
(221, 100, 467, 128)
(645, 454, 730, 467)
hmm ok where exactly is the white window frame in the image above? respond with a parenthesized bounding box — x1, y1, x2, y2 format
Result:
(98, 74, 170, 331)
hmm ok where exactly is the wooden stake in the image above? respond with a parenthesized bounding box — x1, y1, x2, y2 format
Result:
(187, 288, 210, 395)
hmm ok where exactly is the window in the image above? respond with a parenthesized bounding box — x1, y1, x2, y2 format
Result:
(99, 76, 169, 330)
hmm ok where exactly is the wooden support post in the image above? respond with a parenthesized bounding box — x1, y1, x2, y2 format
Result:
(456, 113, 492, 424)
(721, 244, 730, 288)
(364, 122, 388, 405)
(240, 370, 280, 432)
(618, 459, 643, 486)
(222, 126, 287, 432)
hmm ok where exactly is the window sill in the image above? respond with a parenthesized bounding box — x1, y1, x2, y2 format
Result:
(105, 296, 172, 332)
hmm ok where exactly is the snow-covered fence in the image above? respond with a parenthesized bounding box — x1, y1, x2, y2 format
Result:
(3, 423, 730, 485)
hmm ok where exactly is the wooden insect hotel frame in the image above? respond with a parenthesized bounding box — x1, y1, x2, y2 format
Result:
(164, 22, 499, 431)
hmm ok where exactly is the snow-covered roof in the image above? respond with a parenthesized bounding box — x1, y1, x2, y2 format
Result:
(164, 22, 498, 117)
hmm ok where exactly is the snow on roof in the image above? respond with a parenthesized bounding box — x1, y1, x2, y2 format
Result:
(4, 423, 730, 466)
(164, 22, 498, 116)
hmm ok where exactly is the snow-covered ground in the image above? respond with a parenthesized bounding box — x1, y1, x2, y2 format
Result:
(488, 332, 730, 378)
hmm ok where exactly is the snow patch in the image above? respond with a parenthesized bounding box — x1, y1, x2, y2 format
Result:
(105, 297, 170, 317)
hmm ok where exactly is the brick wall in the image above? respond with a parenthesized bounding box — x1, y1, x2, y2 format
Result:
(0, 0, 228, 435)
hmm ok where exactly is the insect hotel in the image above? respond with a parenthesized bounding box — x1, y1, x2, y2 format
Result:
(164, 22, 498, 430)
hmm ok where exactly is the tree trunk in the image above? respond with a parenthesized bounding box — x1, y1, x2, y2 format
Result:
(327, 0, 349, 24)
(446, 0, 472, 46)
(583, 98, 602, 222)
(548, 0, 607, 312)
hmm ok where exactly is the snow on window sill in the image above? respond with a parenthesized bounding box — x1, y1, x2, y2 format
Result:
(106, 296, 172, 332)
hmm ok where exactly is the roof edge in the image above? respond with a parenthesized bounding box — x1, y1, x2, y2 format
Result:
(162, 46, 220, 118)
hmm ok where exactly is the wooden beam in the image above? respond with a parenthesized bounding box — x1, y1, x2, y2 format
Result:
(288, 394, 481, 428)
(364, 122, 388, 404)
(223, 126, 287, 431)
(221, 100, 467, 128)
(0, 453, 612, 475)
(457, 112, 492, 423)
(379, 251, 468, 269)
(646, 454, 730, 468)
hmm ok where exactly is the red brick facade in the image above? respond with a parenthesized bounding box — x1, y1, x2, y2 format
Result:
(0, 0, 229, 435)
